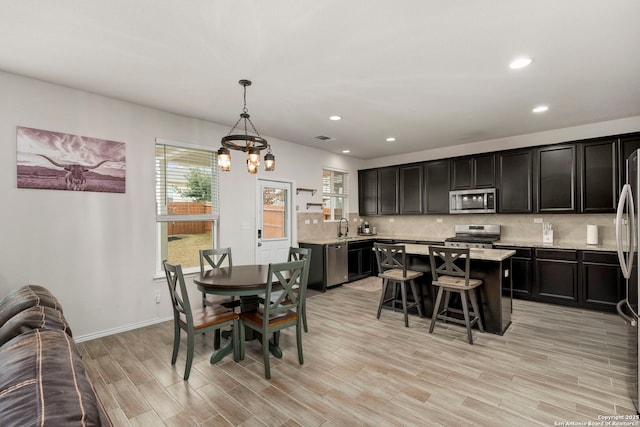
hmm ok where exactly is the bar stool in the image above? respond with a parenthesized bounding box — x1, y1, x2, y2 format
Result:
(374, 243, 424, 327)
(428, 246, 484, 344)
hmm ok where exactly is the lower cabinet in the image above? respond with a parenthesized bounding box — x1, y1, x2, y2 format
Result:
(348, 241, 374, 281)
(495, 246, 533, 299)
(497, 246, 623, 312)
(581, 251, 625, 310)
(535, 249, 579, 304)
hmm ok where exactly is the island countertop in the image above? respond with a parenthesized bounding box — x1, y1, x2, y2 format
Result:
(403, 244, 516, 261)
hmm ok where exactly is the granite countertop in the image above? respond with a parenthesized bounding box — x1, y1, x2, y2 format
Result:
(403, 244, 515, 261)
(298, 235, 622, 253)
(494, 240, 619, 252)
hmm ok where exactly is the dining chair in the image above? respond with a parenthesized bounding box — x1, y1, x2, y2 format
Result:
(373, 243, 424, 327)
(258, 247, 311, 334)
(428, 246, 484, 344)
(199, 248, 235, 309)
(162, 260, 239, 380)
(239, 259, 306, 379)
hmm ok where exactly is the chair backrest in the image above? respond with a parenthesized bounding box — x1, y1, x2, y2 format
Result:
(263, 260, 306, 327)
(163, 260, 194, 326)
(428, 246, 471, 283)
(199, 247, 232, 274)
(373, 243, 407, 277)
(288, 246, 311, 292)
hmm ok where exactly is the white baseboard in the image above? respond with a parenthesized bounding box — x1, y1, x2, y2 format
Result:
(74, 316, 173, 343)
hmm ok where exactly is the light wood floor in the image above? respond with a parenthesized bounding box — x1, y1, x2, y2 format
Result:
(78, 277, 638, 426)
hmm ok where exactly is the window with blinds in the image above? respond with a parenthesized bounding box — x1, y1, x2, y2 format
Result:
(155, 142, 219, 271)
(322, 169, 348, 221)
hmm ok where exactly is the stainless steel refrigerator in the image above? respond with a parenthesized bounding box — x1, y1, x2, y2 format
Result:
(616, 149, 640, 412)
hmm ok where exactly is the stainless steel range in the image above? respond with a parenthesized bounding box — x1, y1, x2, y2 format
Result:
(444, 224, 501, 249)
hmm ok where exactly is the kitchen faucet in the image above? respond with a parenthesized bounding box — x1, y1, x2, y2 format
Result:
(337, 217, 349, 237)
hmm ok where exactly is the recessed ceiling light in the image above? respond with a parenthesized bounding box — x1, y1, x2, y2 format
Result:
(386, 137, 396, 142)
(342, 150, 350, 154)
(509, 57, 533, 69)
(329, 115, 342, 121)
(532, 105, 549, 113)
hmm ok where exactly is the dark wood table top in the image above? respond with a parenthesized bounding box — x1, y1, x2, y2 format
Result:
(193, 264, 271, 297)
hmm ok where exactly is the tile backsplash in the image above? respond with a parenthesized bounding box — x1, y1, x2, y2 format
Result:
(297, 212, 618, 246)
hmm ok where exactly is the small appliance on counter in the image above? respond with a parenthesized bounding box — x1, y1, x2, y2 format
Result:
(358, 221, 376, 235)
(587, 224, 599, 245)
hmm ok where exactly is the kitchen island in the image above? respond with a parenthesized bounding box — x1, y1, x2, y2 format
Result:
(299, 235, 515, 335)
(403, 244, 515, 335)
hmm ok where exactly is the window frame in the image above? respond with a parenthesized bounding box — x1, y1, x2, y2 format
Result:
(322, 168, 349, 222)
(154, 138, 220, 276)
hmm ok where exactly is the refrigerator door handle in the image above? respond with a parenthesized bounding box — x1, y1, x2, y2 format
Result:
(617, 184, 634, 279)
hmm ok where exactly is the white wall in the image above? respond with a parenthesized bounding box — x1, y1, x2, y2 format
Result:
(0, 71, 364, 339)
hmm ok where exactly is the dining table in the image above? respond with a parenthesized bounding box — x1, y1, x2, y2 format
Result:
(193, 264, 284, 363)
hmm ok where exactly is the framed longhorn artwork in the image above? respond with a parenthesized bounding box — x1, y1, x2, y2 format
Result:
(16, 126, 126, 193)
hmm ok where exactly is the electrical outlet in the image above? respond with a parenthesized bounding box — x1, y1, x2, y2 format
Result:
(436, 218, 443, 223)
(389, 218, 395, 222)
(313, 219, 318, 224)
(304, 219, 310, 224)
(533, 218, 543, 223)
(155, 290, 161, 304)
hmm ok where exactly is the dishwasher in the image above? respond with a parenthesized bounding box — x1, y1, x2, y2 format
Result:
(325, 243, 348, 289)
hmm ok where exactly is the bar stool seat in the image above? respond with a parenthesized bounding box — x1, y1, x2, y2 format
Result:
(428, 246, 484, 344)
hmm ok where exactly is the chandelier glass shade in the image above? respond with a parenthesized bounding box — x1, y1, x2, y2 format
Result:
(217, 79, 275, 173)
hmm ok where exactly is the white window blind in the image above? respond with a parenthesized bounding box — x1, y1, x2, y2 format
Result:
(155, 144, 219, 222)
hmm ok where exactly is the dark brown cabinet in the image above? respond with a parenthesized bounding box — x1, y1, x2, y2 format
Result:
(378, 166, 399, 215)
(495, 246, 533, 298)
(358, 169, 378, 215)
(535, 249, 578, 304)
(578, 139, 617, 213)
(348, 241, 374, 281)
(498, 150, 532, 213)
(536, 145, 576, 212)
(424, 160, 450, 214)
(451, 154, 495, 189)
(400, 164, 423, 214)
(357, 132, 640, 218)
(581, 251, 624, 311)
(619, 134, 640, 187)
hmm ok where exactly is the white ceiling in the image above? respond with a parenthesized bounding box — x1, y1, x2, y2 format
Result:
(1, 0, 639, 160)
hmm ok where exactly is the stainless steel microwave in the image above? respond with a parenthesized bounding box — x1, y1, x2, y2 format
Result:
(449, 188, 497, 214)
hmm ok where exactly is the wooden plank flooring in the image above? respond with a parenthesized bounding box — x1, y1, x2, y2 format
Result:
(78, 277, 638, 426)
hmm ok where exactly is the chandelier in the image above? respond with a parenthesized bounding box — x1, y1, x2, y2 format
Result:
(217, 79, 275, 173)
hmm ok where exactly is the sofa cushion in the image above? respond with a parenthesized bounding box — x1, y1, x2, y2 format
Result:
(0, 305, 72, 347)
(0, 329, 111, 426)
(0, 285, 63, 326)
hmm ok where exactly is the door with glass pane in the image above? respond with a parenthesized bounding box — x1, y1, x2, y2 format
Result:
(256, 180, 292, 264)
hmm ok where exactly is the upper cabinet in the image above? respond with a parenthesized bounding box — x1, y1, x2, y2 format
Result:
(578, 139, 617, 213)
(399, 164, 423, 214)
(358, 169, 378, 215)
(535, 144, 576, 213)
(498, 150, 532, 213)
(619, 135, 640, 187)
(377, 166, 400, 215)
(356, 131, 640, 217)
(424, 160, 451, 214)
(451, 154, 495, 189)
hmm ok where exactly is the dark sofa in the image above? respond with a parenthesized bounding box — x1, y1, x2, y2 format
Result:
(0, 285, 111, 426)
